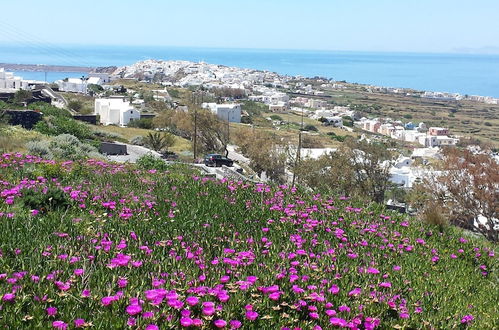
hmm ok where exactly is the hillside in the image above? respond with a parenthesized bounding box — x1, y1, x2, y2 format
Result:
(0, 154, 497, 328)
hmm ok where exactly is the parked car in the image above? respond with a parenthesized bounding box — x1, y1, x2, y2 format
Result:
(204, 154, 234, 167)
(161, 151, 178, 161)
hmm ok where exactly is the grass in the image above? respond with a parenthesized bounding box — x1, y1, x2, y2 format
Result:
(0, 154, 496, 328)
(0, 126, 48, 153)
(60, 93, 95, 115)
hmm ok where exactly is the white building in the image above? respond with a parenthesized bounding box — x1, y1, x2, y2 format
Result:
(0, 68, 29, 90)
(202, 103, 241, 123)
(323, 116, 343, 127)
(56, 78, 87, 93)
(95, 97, 140, 126)
(88, 73, 113, 84)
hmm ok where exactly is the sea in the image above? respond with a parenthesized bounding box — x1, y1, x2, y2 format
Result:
(1, 43, 498, 98)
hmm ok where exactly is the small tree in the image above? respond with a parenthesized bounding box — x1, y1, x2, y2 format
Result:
(68, 100, 83, 112)
(143, 132, 175, 153)
(13, 89, 32, 106)
(421, 148, 498, 241)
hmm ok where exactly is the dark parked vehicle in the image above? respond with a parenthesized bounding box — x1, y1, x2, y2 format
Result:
(161, 151, 179, 161)
(204, 154, 234, 167)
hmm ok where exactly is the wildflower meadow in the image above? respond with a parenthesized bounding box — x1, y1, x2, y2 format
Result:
(0, 153, 497, 329)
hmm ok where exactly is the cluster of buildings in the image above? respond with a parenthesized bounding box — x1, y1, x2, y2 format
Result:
(0, 68, 29, 91)
(114, 60, 291, 91)
(356, 118, 458, 147)
(249, 86, 290, 112)
(421, 91, 499, 104)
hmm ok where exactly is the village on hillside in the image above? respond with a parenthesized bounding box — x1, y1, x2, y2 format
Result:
(1, 61, 498, 219)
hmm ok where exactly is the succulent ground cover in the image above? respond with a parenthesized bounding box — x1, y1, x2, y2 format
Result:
(0, 153, 497, 329)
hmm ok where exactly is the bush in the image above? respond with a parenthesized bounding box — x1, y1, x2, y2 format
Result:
(420, 202, 448, 232)
(68, 100, 83, 112)
(28, 102, 71, 117)
(93, 130, 124, 141)
(303, 124, 318, 132)
(241, 116, 253, 124)
(130, 136, 145, 146)
(34, 115, 92, 140)
(269, 114, 283, 121)
(20, 187, 71, 214)
(136, 153, 169, 171)
(27, 134, 101, 160)
(127, 118, 153, 129)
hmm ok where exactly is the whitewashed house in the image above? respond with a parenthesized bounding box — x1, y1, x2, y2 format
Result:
(56, 78, 87, 93)
(95, 97, 140, 126)
(323, 116, 343, 127)
(0, 68, 29, 90)
(88, 73, 113, 84)
(202, 103, 241, 123)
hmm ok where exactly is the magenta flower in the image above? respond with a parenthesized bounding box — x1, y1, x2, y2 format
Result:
(180, 317, 193, 327)
(309, 312, 319, 319)
(118, 278, 128, 288)
(245, 310, 258, 321)
(101, 296, 115, 306)
(461, 314, 474, 324)
(229, 320, 242, 328)
(186, 296, 199, 306)
(74, 319, 85, 327)
(379, 282, 392, 288)
(348, 287, 361, 296)
(46, 306, 58, 316)
(126, 304, 142, 316)
(2, 293, 15, 302)
(328, 284, 340, 294)
(145, 325, 159, 330)
(192, 319, 203, 327)
(214, 319, 227, 328)
(74, 269, 84, 276)
(52, 321, 68, 329)
(330, 317, 347, 327)
(399, 312, 410, 319)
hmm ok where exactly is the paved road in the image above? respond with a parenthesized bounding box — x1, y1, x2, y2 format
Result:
(105, 144, 162, 163)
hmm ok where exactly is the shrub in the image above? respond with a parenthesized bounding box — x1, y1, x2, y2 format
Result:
(136, 153, 169, 171)
(130, 136, 145, 146)
(303, 124, 318, 132)
(20, 187, 71, 214)
(28, 102, 71, 117)
(269, 114, 283, 121)
(127, 118, 153, 129)
(34, 115, 92, 140)
(27, 134, 101, 160)
(420, 202, 448, 232)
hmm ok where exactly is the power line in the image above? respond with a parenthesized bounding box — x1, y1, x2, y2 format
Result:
(0, 21, 94, 68)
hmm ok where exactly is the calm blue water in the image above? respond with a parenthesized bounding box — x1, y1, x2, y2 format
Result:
(1, 43, 498, 97)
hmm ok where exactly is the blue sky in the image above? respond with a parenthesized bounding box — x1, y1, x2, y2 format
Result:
(1, 0, 498, 53)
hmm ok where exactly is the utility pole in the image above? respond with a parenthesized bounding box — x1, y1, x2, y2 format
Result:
(192, 91, 198, 162)
(226, 111, 230, 157)
(291, 109, 304, 187)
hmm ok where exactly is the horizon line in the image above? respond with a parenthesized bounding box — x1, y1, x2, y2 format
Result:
(1, 41, 499, 56)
